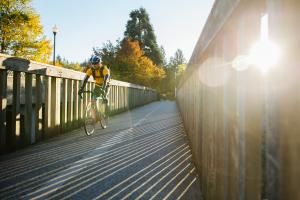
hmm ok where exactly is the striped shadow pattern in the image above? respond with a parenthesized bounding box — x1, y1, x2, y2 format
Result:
(0, 101, 202, 200)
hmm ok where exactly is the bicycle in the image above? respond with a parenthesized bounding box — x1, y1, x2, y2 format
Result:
(79, 89, 109, 136)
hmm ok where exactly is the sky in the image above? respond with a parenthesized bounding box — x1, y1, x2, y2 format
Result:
(31, 0, 215, 63)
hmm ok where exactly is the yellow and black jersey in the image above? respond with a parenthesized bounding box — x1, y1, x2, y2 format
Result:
(86, 66, 110, 86)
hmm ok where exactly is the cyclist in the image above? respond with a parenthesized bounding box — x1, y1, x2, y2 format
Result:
(78, 55, 110, 115)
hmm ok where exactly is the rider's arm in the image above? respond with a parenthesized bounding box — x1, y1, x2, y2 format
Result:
(80, 75, 89, 90)
(79, 68, 92, 94)
(102, 67, 110, 89)
(103, 75, 109, 87)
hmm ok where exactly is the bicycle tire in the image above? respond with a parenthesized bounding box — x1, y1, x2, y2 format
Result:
(99, 102, 109, 129)
(84, 102, 96, 135)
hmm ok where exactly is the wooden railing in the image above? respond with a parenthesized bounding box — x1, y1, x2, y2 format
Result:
(0, 54, 157, 153)
(177, 0, 300, 200)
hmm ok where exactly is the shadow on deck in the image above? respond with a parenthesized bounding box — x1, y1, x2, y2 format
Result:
(0, 101, 202, 200)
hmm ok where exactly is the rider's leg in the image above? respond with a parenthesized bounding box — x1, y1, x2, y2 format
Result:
(93, 85, 103, 119)
(90, 100, 97, 120)
(103, 86, 110, 116)
(91, 89, 100, 121)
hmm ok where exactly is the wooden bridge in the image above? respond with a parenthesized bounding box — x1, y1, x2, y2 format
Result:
(0, 55, 202, 199)
(1, 0, 300, 199)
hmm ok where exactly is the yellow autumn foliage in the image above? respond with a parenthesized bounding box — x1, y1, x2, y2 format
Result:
(115, 38, 165, 88)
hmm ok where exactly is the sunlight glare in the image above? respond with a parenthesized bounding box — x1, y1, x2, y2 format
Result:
(233, 14, 281, 74)
(249, 40, 280, 73)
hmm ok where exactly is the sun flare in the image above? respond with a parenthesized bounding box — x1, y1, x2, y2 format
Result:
(249, 40, 281, 72)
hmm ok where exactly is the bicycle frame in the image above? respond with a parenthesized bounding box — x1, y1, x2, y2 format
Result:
(80, 90, 109, 134)
(81, 90, 107, 112)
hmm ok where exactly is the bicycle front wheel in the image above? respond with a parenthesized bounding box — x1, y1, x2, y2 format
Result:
(84, 103, 96, 135)
(99, 103, 109, 129)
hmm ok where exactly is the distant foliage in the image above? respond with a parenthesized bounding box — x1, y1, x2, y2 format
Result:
(124, 8, 163, 66)
(94, 8, 189, 95)
(0, 0, 52, 63)
(93, 8, 187, 98)
(55, 55, 83, 71)
(161, 49, 187, 98)
(94, 38, 165, 89)
(118, 38, 165, 88)
(94, 40, 119, 69)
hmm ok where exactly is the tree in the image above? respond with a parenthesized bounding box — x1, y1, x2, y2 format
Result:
(160, 45, 168, 67)
(162, 49, 186, 98)
(169, 49, 186, 72)
(124, 8, 163, 66)
(0, 0, 52, 63)
(109, 38, 165, 88)
(93, 40, 120, 69)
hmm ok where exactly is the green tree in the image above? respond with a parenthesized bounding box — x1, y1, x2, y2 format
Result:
(169, 49, 186, 86)
(169, 49, 186, 72)
(162, 49, 186, 98)
(94, 40, 118, 68)
(160, 45, 168, 67)
(124, 7, 163, 66)
(0, 0, 52, 63)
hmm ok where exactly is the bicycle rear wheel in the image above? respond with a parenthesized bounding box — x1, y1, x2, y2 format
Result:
(84, 103, 96, 135)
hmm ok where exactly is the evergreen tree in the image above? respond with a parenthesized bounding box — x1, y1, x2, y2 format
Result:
(160, 45, 168, 67)
(124, 8, 163, 66)
(0, 0, 52, 63)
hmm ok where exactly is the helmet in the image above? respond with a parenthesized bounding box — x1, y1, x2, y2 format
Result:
(89, 55, 101, 65)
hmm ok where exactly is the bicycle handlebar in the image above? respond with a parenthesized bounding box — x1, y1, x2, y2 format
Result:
(79, 90, 93, 99)
(78, 89, 106, 99)
(82, 90, 93, 93)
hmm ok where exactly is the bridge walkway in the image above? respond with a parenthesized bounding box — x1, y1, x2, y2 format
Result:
(0, 101, 202, 200)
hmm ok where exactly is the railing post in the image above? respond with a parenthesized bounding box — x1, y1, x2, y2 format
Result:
(108, 84, 112, 111)
(73, 80, 78, 128)
(44, 76, 51, 138)
(125, 87, 128, 109)
(35, 74, 43, 141)
(51, 77, 61, 134)
(24, 73, 33, 145)
(67, 79, 73, 131)
(61, 78, 68, 133)
(0, 69, 7, 153)
(122, 87, 125, 110)
(134, 88, 136, 108)
(117, 86, 119, 111)
(128, 88, 131, 109)
(115, 86, 117, 111)
(11, 71, 21, 149)
(112, 86, 116, 112)
(115, 86, 118, 111)
(78, 80, 83, 124)
(82, 81, 87, 119)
